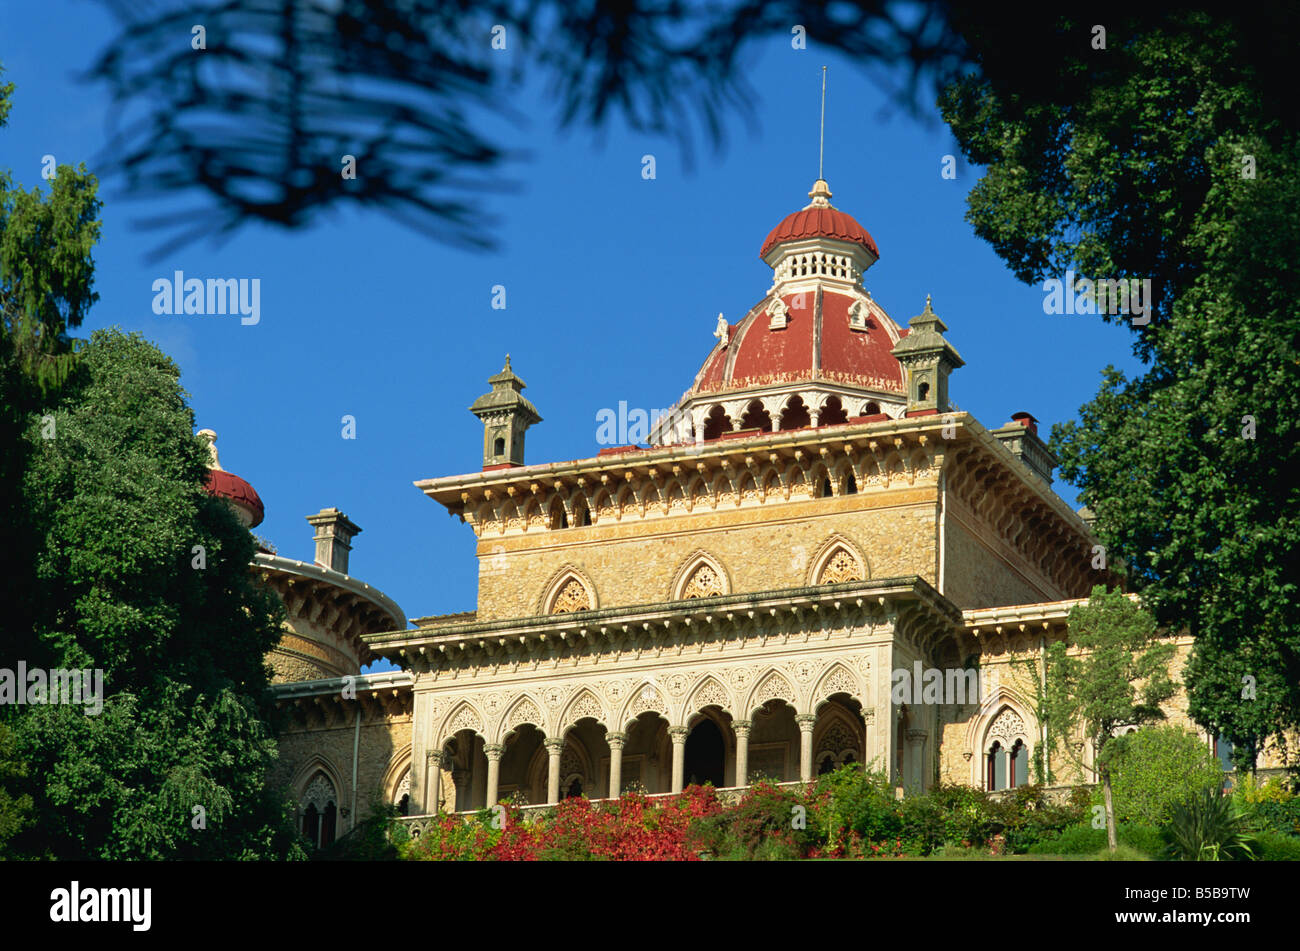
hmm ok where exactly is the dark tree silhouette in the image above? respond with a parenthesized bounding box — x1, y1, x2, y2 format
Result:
(84, 1, 1294, 257)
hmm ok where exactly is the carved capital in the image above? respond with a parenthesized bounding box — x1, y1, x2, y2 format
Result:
(732, 719, 752, 739)
(483, 743, 504, 761)
(668, 726, 689, 744)
(860, 707, 875, 725)
(605, 731, 627, 751)
(796, 713, 817, 732)
(906, 729, 928, 744)
(544, 737, 565, 756)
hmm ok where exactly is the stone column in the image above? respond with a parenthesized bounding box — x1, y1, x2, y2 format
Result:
(470, 735, 486, 809)
(545, 737, 564, 805)
(733, 720, 751, 788)
(860, 708, 876, 771)
(484, 744, 503, 807)
(410, 696, 428, 814)
(906, 729, 928, 793)
(452, 768, 471, 813)
(427, 751, 445, 815)
(796, 714, 817, 782)
(606, 732, 627, 799)
(669, 727, 689, 793)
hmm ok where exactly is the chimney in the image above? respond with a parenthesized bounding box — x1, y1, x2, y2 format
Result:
(991, 412, 1057, 485)
(306, 508, 361, 575)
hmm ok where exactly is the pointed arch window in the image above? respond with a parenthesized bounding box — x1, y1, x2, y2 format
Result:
(300, 772, 338, 849)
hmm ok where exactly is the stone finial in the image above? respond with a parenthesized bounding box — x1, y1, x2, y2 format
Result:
(470, 357, 543, 468)
(805, 178, 833, 209)
(198, 429, 222, 470)
(306, 507, 362, 575)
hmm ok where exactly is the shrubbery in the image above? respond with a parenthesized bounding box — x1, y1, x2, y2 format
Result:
(1026, 821, 1163, 857)
(1104, 726, 1224, 826)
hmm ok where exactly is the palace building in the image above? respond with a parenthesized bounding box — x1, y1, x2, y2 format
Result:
(212, 177, 1230, 847)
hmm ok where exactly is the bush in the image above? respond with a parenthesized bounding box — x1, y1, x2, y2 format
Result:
(1254, 830, 1300, 861)
(717, 781, 819, 860)
(1162, 789, 1258, 861)
(1107, 726, 1224, 826)
(812, 765, 901, 852)
(1026, 821, 1162, 857)
(988, 785, 1090, 853)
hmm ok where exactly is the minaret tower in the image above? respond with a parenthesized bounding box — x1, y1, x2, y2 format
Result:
(891, 295, 964, 413)
(469, 355, 542, 468)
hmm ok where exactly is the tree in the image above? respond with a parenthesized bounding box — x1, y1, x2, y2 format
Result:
(1042, 587, 1176, 852)
(940, 10, 1300, 771)
(1108, 725, 1223, 827)
(7, 329, 303, 859)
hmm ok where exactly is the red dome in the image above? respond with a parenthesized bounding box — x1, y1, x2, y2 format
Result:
(205, 468, 265, 528)
(691, 289, 905, 396)
(760, 205, 880, 259)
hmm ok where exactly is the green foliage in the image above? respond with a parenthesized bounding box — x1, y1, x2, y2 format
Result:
(1162, 789, 1258, 861)
(316, 802, 406, 861)
(811, 765, 901, 850)
(1109, 726, 1225, 826)
(4, 330, 300, 859)
(941, 11, 1300, 769)
(1027, 822, 1163, 858)
(1253, 831, 1300, 861)
(987, 784, 1091, 854)
(716, 781, 818, 861)
(1041, 586, 1175, 847)
(0, 723, 33, 856)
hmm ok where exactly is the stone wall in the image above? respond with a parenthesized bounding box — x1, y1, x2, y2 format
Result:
(474, 486, 940, 620)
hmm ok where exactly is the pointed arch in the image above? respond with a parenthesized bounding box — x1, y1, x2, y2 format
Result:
(746, 668, 798, 717)
(670, 550, 730, 601)
(619, 681, 670, 730)
(812, 662, 863, 710)
(806, 533, 870, 586)
(538, 564, 597, 615)
(380, 745, 413, 807)
(501, 693, 547, 742)
(559, 688, 607, 735)
(665, 479, 688, 514)
(440, 700, 486, 745)
(684, 675, 732, 719)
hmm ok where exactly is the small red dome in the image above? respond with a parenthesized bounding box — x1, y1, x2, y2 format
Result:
(760, 205, 879, 259)
(691, 289, 905, 396)
(205, 468, 265, 528)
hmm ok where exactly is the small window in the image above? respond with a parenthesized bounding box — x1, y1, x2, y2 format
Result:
(1009, 739, 1028, 788)
(845, 473, 857, 495)
(864, 401, 880, 416)
(820, 478, 833, 498)
(917, 382, 930, 402)
(987, 742, 1006, 791)
(493, 436, 505, 456)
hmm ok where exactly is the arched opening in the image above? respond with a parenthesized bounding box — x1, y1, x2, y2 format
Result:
(397, 793, 410, 816)
(821, 395, 849, 426)
(749, 699, 800, 783)
(917, 381, 930, 402)
(987, 741, 1006, 791)
(549, 498, 568, 530)
(498, 723, 544, 805)
(684, 717, 726, 788)
(739, 399, 772, 432)
(299, 771, 338, 849)
(863, 401, 881, 416)
(844, 472, 858, 494)
(1009, 738, 1028, 788)
(819, 476, 833, 498)
(702, 405, 730, 441)
(623, 712, 670, 794)
(779, 396, 811, 431)
(493, 436, 505, 456)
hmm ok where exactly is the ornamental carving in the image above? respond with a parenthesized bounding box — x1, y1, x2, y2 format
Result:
(505, 698, 543, 732)
(301, 773, 336, 810)
(754, 671, 795, 707)
(681, 563, 724, 599)
(629, 684, 665, 718)
(602, 680, 629, 704)
(551, 578, 591, 613)
(664, 673, 689, 697)
(448, 703, 482, 736)
(728, 667, 755, 692)
(565, 690, 603, 725)
(819, 548, 863, 584)
(988, 707, 1027, 748)
(791, 660, 816, 683)
(817, 720, 858, 759)
(542, 685, 570, 710)
(690, 677, 729, 712)
(818, 664, 858, 700)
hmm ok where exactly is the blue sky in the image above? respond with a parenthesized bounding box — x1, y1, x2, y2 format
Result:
(1, 3, 1144, 646)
